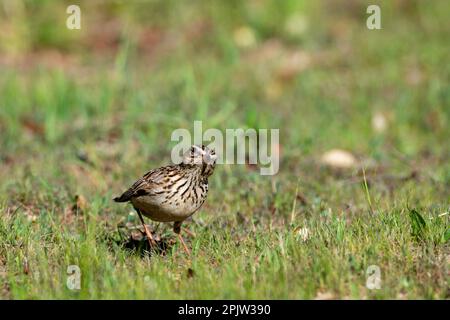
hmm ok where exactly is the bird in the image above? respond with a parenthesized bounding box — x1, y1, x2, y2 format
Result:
(114, 145, 217, 255)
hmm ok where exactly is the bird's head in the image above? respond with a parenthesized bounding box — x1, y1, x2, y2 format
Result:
(182, 145, 217, 176)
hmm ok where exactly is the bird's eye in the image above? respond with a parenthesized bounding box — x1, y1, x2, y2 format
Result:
(191, 147, 195, 153)
(201, 145, 205, 150)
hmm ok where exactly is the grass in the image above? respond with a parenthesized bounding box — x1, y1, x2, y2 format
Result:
(0, 1, 449, 299)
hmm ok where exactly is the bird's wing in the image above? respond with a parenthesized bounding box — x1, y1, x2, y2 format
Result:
(114, 167, 167, 202)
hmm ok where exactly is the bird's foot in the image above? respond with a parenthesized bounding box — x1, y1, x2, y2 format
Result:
(141, 223, 157, 248)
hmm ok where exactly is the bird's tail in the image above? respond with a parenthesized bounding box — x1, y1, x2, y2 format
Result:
(113, 193, 130, 202)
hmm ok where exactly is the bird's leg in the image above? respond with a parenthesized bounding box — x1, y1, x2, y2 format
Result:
(182, 227, 196, 238)
(174, 221, 191, 255)
(136, 209, 157, 248)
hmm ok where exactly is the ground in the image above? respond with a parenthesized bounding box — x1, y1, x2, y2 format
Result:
(0, 1, 448, 299)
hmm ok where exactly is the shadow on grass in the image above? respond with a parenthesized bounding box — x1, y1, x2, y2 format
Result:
(104, 224, 176, 257)
(122, 235, 174, 257)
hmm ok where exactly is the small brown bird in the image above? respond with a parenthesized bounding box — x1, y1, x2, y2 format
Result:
(114, 145, 217, 254)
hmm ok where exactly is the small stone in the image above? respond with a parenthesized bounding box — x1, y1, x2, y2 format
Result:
(321, 149, 357, 169)
(372, 112, 387, 133)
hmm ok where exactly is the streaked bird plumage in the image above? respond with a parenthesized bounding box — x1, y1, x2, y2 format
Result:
(114, 145, 217, 253)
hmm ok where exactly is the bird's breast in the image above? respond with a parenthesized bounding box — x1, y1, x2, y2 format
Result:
(131, 177, 209, 222)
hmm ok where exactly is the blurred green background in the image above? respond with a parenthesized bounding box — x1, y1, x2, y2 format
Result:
(1, 0, 448, 154)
